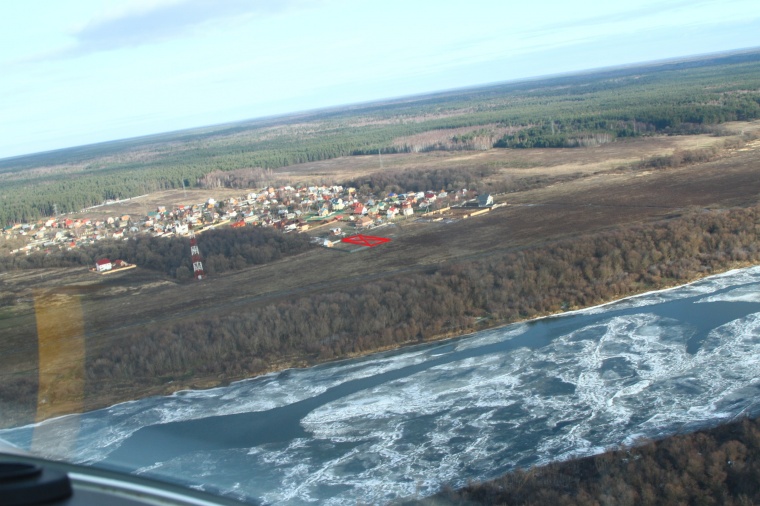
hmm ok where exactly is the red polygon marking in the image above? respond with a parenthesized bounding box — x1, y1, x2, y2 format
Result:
(341, 234, 392, 248)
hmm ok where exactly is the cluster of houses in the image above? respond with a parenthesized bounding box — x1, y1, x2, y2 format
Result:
(2, 184, 492, 255)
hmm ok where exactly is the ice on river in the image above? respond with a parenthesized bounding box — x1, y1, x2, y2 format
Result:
(3, 266, 760, 505)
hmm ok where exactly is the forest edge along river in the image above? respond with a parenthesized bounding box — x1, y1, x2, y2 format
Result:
(3, 266, 760, 504)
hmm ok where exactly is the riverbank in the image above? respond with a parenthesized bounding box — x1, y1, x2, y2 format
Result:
(413, 414, 760, 505)
(4, 263, 760, 505)
(98, 260, 760, 411)
(2, 203, 759, 428)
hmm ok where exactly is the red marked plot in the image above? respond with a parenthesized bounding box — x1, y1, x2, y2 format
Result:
(341, 234, 392, 248)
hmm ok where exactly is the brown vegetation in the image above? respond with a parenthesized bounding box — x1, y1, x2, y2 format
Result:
(413, 415, 760, 505)
(0, 227, 314, 279)
(1, 126, 759, 427)
(391, 125, 516, 153)
(197, 167, 279, 189)
(86, 205, 759, 384)
(625, 132, 758, 172)
(2, 203, 756, 426)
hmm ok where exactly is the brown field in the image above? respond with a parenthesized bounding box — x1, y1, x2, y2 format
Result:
(274, 128, 741, 181)
(1, 122, 759, 421)
(74, 188, 249, 222)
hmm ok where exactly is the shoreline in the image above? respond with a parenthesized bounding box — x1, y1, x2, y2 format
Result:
(14, 261, 759, 431)
(3, 259, 759, 506)
(218, 261, 760, 393)
(290, 261, 759, 375)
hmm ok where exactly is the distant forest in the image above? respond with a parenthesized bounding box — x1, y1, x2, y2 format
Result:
(344, 166, 498, 195)
(1, 51, 760, 224)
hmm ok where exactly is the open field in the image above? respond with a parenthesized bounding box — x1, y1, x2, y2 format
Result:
(1, 122, 759, 424)
(70, 188, 251, 222)
(274, 128, 742, 182)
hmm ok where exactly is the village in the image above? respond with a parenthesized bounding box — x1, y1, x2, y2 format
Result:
(1, 183, 499, 259)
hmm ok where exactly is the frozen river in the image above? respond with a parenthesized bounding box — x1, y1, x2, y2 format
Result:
(4, 266, 760, 505)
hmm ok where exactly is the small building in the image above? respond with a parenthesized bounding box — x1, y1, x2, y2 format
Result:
(477, 194, 494, 207)
(356, 216, 373, 228)
(95, 258, 112, 272)
(312, 237, 334, 247)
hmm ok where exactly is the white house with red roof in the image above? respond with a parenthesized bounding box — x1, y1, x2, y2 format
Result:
(95, 258, 112, 272)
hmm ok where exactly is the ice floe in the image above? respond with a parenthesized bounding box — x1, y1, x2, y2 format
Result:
(3, 265, 760, 505)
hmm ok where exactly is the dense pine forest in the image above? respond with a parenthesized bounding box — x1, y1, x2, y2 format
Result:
(2, 51, 760, 225)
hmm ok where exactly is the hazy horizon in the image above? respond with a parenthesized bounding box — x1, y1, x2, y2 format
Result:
(2, 0, 759, 159)
(3, 46, 758, 163)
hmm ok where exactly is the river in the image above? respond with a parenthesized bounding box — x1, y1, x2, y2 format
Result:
(3, 266, 760, 505)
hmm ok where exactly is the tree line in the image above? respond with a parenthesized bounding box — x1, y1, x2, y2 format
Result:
(415, 415, 760, 505)
(344, 166, 497, 195)
(74, 204, 760, 406)
(1, 204, 758, 425)
(2, 52, 760, 224)
(0, 227, 314, 279)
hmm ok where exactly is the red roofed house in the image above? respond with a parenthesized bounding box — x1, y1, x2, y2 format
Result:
(95, 258, 112, 272)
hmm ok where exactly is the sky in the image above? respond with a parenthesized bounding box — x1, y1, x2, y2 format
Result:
(1, 0, 758, 159)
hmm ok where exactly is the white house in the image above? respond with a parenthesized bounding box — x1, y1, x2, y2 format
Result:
(95, 258, 112, 272)
(477, 194, 494, 207)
